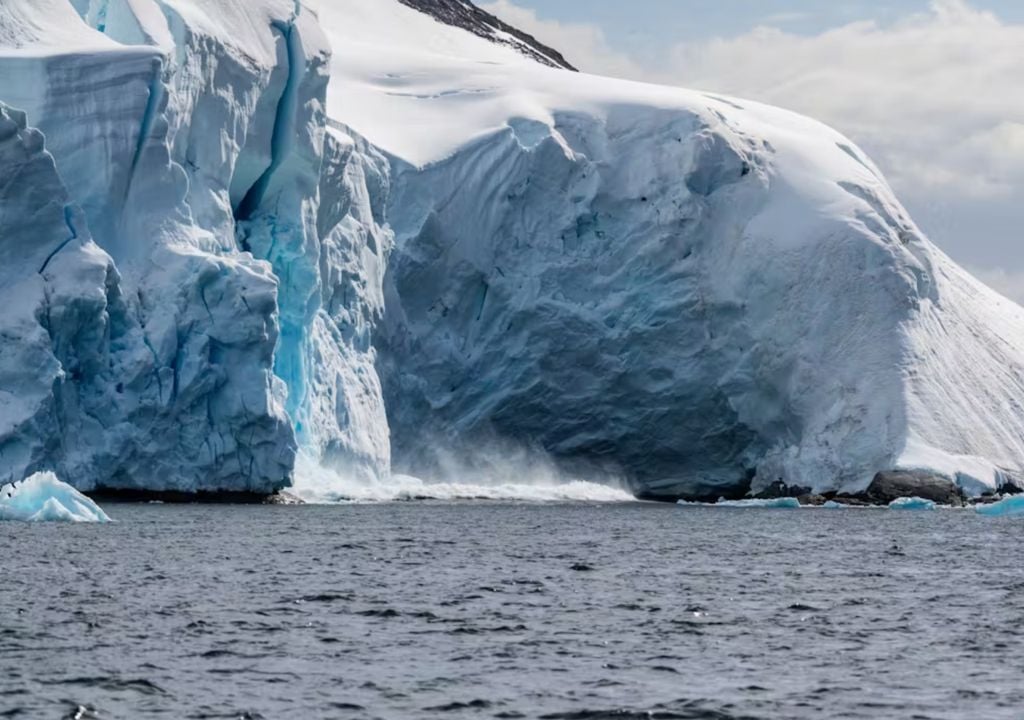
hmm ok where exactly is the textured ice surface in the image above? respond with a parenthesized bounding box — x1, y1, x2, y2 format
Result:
(2, 0, 1024, 499)
(0, 472, 111, 523)
(976, 496, 1024, 518)
(322, 0, 1024, 500)
(0, 0, 388, 493)
(889, 497, 937, 511)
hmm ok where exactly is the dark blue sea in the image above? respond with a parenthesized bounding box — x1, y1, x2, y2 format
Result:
(2, 502, 1022, 719)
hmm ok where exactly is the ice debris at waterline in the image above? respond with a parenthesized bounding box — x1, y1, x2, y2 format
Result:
(888, 497, 937, 511)
(677, 497, 801, 509)
(292, 458, 634, 503)
(976, 496, 1024, 517)
(0, 473, 111, 523)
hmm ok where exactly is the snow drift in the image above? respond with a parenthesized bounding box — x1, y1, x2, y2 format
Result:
(1, 0, 1023, 500)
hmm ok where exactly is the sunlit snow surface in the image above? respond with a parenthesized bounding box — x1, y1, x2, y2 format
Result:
(976, 496, 1024, 517)
(0, 472, 111, 523)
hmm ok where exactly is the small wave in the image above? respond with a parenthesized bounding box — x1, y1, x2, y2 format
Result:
(293, 456, 635, 504)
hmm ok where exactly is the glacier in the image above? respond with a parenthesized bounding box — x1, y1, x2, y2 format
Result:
(1, 0, 1023, 502)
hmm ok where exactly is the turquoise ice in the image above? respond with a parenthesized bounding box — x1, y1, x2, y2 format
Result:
(0, 472, 111, 523)
(976, 496, 1024, 517)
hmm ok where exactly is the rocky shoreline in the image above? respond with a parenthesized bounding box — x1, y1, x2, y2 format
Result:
(79, 469, 1023, 509)
(745, 470, 1022, 508)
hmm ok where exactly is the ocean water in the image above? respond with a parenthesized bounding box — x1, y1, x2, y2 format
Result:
(2, 501, 1023, 719)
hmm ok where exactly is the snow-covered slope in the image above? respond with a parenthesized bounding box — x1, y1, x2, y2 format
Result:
(316, 0, 1024, 498)
(1, 0, 1022, 500)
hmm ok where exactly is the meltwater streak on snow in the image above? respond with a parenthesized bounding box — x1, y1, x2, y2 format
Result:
(293, 454, 633, 503)
(0, 472, 111, 523)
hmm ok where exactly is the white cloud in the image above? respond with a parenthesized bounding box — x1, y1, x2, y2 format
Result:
(480, 0, 1024, 293)
(478, 0, 644, 78)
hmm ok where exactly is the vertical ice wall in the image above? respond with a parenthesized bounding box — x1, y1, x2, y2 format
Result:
(0, 0, 393, 492)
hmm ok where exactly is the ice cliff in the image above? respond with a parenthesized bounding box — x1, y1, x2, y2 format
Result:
(1, 0, 1023, 500)
(0, 0, 387, 492)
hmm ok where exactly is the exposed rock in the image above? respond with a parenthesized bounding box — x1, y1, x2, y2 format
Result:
(397, 0, 577, 70)
(797, 494, 829, 506)
(856, 471, 965, 507)
(829, 496, 873, 507)
(755, 481, 813, 500)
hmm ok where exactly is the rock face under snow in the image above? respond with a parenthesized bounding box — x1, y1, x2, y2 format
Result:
(1, 0, 1023, 500)
(395, 0, 577, 71)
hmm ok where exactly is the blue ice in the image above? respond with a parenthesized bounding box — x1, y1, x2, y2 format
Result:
(0, 472, 111, 523)
(888, 496, 936, 511)
(975, 495, 1024, 517)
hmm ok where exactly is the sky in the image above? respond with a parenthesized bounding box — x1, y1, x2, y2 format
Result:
(480, 0, 1024, 303)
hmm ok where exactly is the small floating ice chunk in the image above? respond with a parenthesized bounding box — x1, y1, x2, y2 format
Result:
(822, 500, 845, 509)
(888, 496, 936, 511)
(719, 497, 801, 509)
(677, 497, 801, 508)
(975, 496, 1024, 517)
(0, 472, 111, 523)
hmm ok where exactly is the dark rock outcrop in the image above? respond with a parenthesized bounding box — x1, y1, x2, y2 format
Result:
(754, 480, 812, 500)
(849, 471, 965, 507)
(397, 0, 577, 71)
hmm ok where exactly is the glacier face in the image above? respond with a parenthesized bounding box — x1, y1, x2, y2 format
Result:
(1, 0, 1023, 499)
(323, 0, 1024, 499)
(0, 0, 389, 492)
(377, 103, 919, 499)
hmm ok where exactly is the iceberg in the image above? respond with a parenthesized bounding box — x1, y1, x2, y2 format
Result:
(0, 0, 1023, 501)
(975, 496, 1024, 518)
(676, 497, 801, 509)
(0, 472, 111, 523)
(717, 498, 801, 509)
(888, 497, 937, 511)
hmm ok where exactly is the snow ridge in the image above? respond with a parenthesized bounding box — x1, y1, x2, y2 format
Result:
(397, 0, 576, 71)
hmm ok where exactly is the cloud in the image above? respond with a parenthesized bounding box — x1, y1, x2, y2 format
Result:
(661, 1, 1024, 201)
(480, 0, 1024, 295)
(477, 0, 644, 78)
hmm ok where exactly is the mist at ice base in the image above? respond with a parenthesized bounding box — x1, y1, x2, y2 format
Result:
(291, 446, 634, 504)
